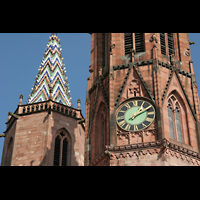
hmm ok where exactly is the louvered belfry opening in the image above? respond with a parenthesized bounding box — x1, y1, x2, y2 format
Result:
(135, 33, 145, 53)
(124, 33, 145, 62)
(62, 138, 68, 166)
(124, 33, 133, 62)
(160, 33, 166, 55)
(160, 33, 175, 56)
(53, 131, 69, 166)
(53, 135, 61, 166)
(167, 33, 175, 56)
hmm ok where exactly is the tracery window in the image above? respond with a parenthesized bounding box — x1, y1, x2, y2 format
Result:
(167, 96, 183, 142)
(168, 102, 175, 139)
(175, 106, 182, 143)
(53, 130, 70, 166)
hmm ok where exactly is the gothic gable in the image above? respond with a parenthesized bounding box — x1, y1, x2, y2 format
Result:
(119, 66, 152, 104)
(163, 71, 196, 120)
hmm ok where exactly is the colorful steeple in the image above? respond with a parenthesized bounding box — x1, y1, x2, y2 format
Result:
(27, 33, 72, 106)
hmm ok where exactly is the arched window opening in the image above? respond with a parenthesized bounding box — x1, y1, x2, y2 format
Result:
(168, 101, 175, 140)
(53, 135, 61, 166)
(167, 95, 183, 143)
(175, 105, 182, 142)
(53, 131, 70, 166)
(62, 138, 68, 166)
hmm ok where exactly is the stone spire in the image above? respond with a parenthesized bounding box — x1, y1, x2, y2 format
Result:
(27, 33, 72, 106)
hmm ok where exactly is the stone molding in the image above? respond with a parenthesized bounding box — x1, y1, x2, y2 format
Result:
(105, 138, 200, 165)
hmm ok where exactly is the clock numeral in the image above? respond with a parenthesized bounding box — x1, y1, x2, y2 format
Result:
(117, 116, 125, 120)
(146, 117, 154, 123)
(118, 120, 126, 127)
(119, 109, 126, 113)
(125, 124, 131, 131)
(134, 125, 139, 131)
(124, 103, 131, 109)
(132, 101, 138, 107)
(142, 123, 147, 128)
(147, 111, 154, 115)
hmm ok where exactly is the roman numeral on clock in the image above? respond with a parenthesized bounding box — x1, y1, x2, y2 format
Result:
(146, 117, 154, 123)
(147, 111, 154, 115)
(124, 103, 131, 109)
(132, 101, 138, 107)
(142, 123, 147, 128)
(125, 124, 131, 131)
(134, 125, 138, 131)
(118, 120, 126, 127)
(117, 116, 125, 120)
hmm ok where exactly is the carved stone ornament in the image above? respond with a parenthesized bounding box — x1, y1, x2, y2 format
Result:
(149, 34, 158, 43)
(185, 51, 190, 56)
(170, 54, 176, 66)
(127, 79, 140, 98)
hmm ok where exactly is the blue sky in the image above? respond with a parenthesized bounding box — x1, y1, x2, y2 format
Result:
(0, 33, 199, 165)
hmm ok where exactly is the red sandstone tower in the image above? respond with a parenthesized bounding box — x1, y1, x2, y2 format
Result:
(1, 34, 85, 166)
(85, 33, 200, 166)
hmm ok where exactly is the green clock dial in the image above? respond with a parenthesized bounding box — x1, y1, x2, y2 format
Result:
(116, 99, 156, 132)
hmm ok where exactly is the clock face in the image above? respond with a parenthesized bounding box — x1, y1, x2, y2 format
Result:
(116, 99, 156, 132)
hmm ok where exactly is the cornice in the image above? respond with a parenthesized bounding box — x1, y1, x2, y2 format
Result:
(105, 138, 200, 165)
(4, 99, 85, 134)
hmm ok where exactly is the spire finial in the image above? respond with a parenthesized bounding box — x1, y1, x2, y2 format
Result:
(19, 94, 23, 105)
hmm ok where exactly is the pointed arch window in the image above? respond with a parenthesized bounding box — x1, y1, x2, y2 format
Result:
(175, 105, 182, 143)
(167, 96, 183, 143)
(53, 131, 70, 166)
(168, 101, 175, 139)
(53, 135, 61, 166)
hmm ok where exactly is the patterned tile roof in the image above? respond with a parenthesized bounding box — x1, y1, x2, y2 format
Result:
(27, 33, 72, 106)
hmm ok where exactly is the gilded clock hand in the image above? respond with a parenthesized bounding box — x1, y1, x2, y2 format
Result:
(134, 105, 152, 117)
(129, 102, 145, 120)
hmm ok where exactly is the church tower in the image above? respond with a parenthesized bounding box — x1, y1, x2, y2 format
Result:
(1, 34, 85, 166)
(85, 33, 200, 166)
